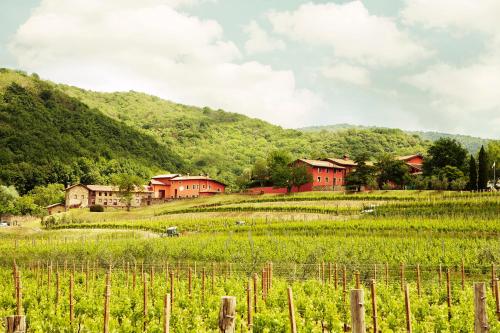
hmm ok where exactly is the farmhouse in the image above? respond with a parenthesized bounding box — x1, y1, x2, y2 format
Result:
(65, 184, 153, 208)
(397, 154, 424, 175)
(150, 174, 226, 199)
(46, 203, 66, 215)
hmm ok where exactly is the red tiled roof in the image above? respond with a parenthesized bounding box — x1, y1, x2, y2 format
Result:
(397, 154, 423, 162)
(152, 174, 180, 179)
(325, 157, 357, 167)
(296, 159, 342, 168)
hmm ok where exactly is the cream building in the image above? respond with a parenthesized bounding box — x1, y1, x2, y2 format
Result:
(65, 184, 153, 209)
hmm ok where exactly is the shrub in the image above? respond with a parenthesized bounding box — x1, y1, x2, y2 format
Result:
(89, 204, 104, 212)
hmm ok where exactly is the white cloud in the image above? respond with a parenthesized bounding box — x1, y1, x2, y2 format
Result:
(268, 1, 431, 67)
(244, 21, 285, 55)
(401, 0, 500, 38)
(322, 63, 370, 86)
(8, 0, 321, 127)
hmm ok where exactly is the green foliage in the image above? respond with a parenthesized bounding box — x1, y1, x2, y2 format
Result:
(111, 174, 144, 211)
(0, 70, 186, 194)
(423, 138, 467, 175)
(467, 155, 478, 191)
(346, 154, 377, 190)
(28, 183, 65, 207)
(375, 155, 410, 188)
(290, 164, 312, 191)
(478, 145, 488, 190)
(89, 204, 105, 212)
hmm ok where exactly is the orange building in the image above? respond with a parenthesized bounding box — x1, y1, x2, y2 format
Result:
(150, 174, 226, 199)
(397, 154, 424, 175)
(292, 159, 346, 191)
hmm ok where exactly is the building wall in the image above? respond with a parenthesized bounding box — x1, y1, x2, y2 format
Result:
(48, 205, 65, 215)
(65, 185, 90, 208)
(92, 190, 150, 207)
(171, 179, 225, 198)
(406, 156, 423, 165)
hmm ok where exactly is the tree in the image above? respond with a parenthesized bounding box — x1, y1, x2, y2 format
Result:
(268, 150, 293, 189)
(289, 165, 313, 193)
(251, 159, 268, 187)
(28, 183, 65, 207)
(0, 185, 19, 219)
(467, 155, 478, 191)
(345, 154, 376, 191)
(375, 155, 411, 189)
(111, 174, 144, 211)
(487, 141, 499, 188)
(423, 138, 467, 175)
(477, 145, 488, 190)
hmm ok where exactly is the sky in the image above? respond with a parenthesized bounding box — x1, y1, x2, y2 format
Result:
(1, 0, 500, 138)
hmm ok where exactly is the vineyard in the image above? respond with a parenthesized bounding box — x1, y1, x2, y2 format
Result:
(1, 190, 500, 332)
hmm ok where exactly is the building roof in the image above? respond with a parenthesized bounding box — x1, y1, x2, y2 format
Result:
(325, 157, 358, 167)
(397, 154, 423, 162)
(150, 179, 167, 186)
(152, 174, 180, 179)
(171, 175, 227, 186)
(406, 163, 423, 171)
(67, 184, 152, 193)
(296, 159, 345, 169)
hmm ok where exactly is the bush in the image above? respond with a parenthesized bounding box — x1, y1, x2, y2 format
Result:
(89, 204, 104, 212)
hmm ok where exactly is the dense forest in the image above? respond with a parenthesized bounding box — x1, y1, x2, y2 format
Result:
(0, 69, 185, 193)
(300, 124, 490, 154)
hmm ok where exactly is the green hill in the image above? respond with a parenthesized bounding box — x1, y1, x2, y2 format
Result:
(0, 69, 185, 193)
(56, 83, 430, 188)
(0, 69, 433, 192)
(300, 124, 489, 154)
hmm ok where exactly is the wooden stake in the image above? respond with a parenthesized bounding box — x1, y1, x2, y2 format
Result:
(474, 282, 489, 333)
(69, 272, 74, 325)
(404, 284, 412, 333)
(253, 273, 258, 313)
(495, 278, 500, 321)
(170, 272, 175, 309)
(163, 293, 171, 333)
(355, 271, 361, 289)
(350, 289, 366, 333)
(416, 264, 421, 297)
(103, 271, 111, 333)
(247, 281, 252, 329)
(218, 296, 236, 333)
(287, 287, 297, 333)
(5, 316, 26, 333)
(447, 268, 452, 320)
(370, 280, 378, 333)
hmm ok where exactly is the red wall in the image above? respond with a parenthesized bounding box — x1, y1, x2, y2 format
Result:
(406, 156, 423, 165)
(152, 178, 225, 198)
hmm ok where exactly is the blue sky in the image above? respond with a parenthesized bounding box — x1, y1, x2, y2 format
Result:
(1, 0, 500, 138)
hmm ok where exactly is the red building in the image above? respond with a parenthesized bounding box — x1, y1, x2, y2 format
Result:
(293, 159, 346, 191)
(323, 155, 358, 185)
(397, 154, 424, 175)
(150, 174, 226, 199)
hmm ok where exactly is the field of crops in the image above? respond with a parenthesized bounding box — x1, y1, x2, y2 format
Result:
(1, 190, 499, 332)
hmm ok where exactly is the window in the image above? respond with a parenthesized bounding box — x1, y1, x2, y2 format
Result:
(326, 169, 329, 173)
(203, 185, 206, 189)
(333, 178, 336, 185)
(113, 199, 117, 205)
(74, 194, 77, 199)
(326, 177, 329, 183)
(104, 201, 107, 205)
(98, 199, 102, 203)
(209, 185, 211, 189)
(81, 195, 84, 199)
(186, 185, 189, 190)
(317, 176, 321, 182)
(318, 167, 321, 173)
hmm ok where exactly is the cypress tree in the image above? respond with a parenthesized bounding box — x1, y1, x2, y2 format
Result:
(467, 155, 477, 191)
(477, 146, 488, 190)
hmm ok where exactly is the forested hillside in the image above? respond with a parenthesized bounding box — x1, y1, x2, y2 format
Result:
(57, 84, 430, 188)
(0, 69, 185, 193)
(300, 124, 489, 154)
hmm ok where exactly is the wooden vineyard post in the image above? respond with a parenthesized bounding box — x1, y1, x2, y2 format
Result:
(163, 293, 171, 333)
(404, 284, 412, 333)
(355, 271, 360, 289)
(69, 272, 74, 325)
(438, 264, 442, 289)
(385, 263, 388, 287)
(15, 270, 22, 316)
(446, 268, 452, 320)
(212, 263, 216, 294)
(287, 287, 297, 333)
(416, 264, 421, 297)
(400, 262, 405, 292)
(350, 289, 366, 333)
(474, 282, 489, 333)
(461, 259, 465, 291)
(188, 267, 192, 297)
(143, 276, 148, 332)
(218, 296, 236, 333)
(5, 316, 26, 333)
(495, 278, 500, 321)
(170, 272, 175, 309)
(492, 264, 497, 298)
(262, 269, 267, 301)
(103, 271, 111, 333)
(343, 266, 347, 305)
(247, 280, 252, 329)
(371, 280, 378, 333)
(253, 273, 258, 313)
(202, 267, 206, 304)
(334, 263, 338, 290)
